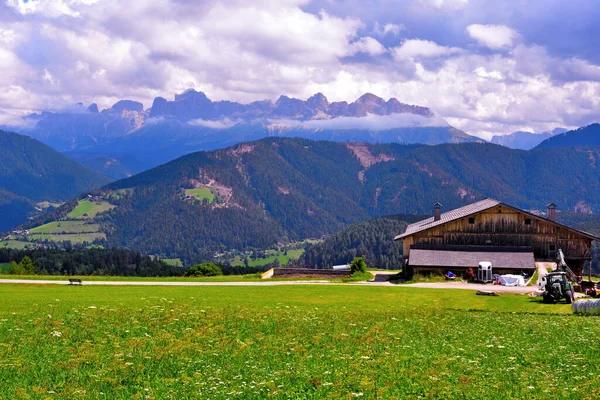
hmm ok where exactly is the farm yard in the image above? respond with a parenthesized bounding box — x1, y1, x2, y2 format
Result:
(1, 284, 599, 399)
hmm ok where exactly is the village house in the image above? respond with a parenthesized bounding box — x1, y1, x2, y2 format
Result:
(395, 198, 599, 278)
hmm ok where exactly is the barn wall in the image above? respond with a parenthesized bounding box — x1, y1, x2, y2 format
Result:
(408, 206, 592, 260)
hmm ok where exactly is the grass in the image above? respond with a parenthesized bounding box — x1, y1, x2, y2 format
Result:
(162, 258, 183, 267)
(185, 188, 215, 203)
(231, 249, 304, 267)
(0, 240, 30, 250)
(29, 221, 100, 234)
(0, 284, 598, 399)
(66, 200, 115, 219)
(0, 273, 331, 282)
(28, 233, 105, 244)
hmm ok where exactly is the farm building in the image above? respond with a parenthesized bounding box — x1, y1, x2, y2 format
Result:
(395, 198, 599, 278)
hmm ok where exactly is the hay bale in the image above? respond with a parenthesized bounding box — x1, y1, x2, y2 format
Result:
(572, 299, 600, 315)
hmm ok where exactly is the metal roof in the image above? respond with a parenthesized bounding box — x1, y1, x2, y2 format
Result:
(409, 248, 535, 270)
(394, 198, 600, 241)
(395, 198, 501, 240)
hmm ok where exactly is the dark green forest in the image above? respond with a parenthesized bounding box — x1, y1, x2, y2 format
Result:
(300, 214, 424, 269)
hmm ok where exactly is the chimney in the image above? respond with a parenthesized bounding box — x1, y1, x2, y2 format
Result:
(547, 202, 557, 222)
(433, 202, 442, 221)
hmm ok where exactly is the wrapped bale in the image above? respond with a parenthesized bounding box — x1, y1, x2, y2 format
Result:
(572, 299, 600, 315)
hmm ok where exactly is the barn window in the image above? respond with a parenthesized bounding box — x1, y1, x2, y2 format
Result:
(468, 217, 475, 224)
(524, 218, 531, 225)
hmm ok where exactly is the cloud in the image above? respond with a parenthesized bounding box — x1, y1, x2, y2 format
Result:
(350, 37, 386, 56)
(188, 118, 240, 129)
(270, 112, 448, 131)
(419, 0, 468, 9)
(466, 24, 519, 50)
(1, 0, 600, 141)
(393, 39, 461, 60)
(373, 22, 404, 37)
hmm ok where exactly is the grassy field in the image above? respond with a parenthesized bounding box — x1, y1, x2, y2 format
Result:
(66, 200, 115, 219)
(0, 284, 598, 399)
(28, 232, 105, 244)
(0, 240, 30, 250)
(185, 188, 215, 203)
(232, 249, 304, 267)
(30, 221, 101, 234)
(162, 258, 183, 267)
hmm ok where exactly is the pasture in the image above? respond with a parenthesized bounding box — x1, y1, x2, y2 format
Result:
(30, 221, 100, 234)
(185, 188, 215, 203)
(66, 200, 115, 219)
(231, 249, 304, 267)
(1, 284, 599, 399)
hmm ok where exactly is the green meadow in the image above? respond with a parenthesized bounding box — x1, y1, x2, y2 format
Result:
(185, 188, 215, 203)
(231, 249, 305, 267)
(66, 200, 115, 219)
(30, 221, 101, 234)
(1, 284, 598, 399)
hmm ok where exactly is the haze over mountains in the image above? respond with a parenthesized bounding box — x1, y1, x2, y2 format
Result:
(13, 138, 600, 264)
(491, 128, 566, 150)
(10, 90, 478, 175)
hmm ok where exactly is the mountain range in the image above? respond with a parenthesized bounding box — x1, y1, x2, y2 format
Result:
(12, 137, 600, 264)
(10, 91, 479, 174)
(0, 130, 111, 231)
(535, 123, 600, 149)
(491, 128, 566, 150)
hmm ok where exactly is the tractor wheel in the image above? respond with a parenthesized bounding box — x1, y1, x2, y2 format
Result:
(543, 295, 552, 304)
(565, 290, 573, 304)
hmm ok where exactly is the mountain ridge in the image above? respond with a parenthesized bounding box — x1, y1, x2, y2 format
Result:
(12, 137, 600, 264)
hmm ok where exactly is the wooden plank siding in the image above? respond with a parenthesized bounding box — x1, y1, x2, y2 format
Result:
(402, 205, 592, 265)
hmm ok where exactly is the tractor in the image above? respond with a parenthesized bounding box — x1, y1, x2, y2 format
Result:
(542, 271, 575, 304)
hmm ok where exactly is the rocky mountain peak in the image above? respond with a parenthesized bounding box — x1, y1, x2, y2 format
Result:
(354, 93, 385, 105)
(87, 103, 99, 113)
(112, 100, 144, 113)
(306, 93, 330, 110)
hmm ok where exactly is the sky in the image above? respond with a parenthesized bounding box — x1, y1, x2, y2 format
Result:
(1, 0, 600, 139)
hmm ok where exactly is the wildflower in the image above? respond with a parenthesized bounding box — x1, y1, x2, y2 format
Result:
(51, 331, 62, 337)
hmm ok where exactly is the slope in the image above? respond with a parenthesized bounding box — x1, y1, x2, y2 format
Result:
(536, 123, 600, 149)
(14, 138, 600, 264)
(0, 130, 111, 231)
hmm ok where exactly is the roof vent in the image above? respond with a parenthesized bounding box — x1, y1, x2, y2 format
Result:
(433, 202, 442, 221)
(547, 202, 557, 222)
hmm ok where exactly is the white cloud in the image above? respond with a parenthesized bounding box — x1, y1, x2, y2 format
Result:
(270, 112, 448, 131)
(350, 37, 387, 56)
(188, 118, 240, 129)
(419, 0, 469, 10)
(373, 22, 404, 37)
(393, 39, 461, 60)
(466, 24, 519, 50)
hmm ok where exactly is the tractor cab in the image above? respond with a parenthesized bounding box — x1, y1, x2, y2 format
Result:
(543, 271, 574, 304)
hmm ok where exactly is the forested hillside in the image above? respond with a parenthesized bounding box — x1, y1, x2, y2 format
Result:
(300, 214, 424, 269)
(13, 137, 600, 264)
(0, 131, 111, 231)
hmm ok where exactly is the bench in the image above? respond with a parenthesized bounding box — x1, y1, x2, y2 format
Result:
(68, 278, 82, 285)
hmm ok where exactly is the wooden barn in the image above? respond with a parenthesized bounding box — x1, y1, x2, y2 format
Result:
(395, 198, 599, 278)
